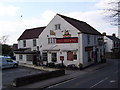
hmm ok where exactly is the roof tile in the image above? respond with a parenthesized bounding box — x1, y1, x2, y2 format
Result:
(18, 26, 46, 40)
(57, 14, 101, 35)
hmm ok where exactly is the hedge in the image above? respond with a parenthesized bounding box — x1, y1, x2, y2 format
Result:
(12, 69, 65, 87)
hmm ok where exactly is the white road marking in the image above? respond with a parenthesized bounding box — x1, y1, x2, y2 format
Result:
(47, 78, 76, 88)
(89, 77, 108, 88)
(110, 80, 116, 83)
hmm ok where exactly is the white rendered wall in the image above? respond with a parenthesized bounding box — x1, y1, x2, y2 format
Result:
(38, 15, 81, 67)
(18, 39, 39, 51)
(104, 36, 113, 52)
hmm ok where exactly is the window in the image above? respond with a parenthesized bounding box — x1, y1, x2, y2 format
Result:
(55, 24, 61, 30)
(42, 52, 47, 61)
(53, 38, 56, 43)
(48, 38, 50, 44)
(37, 46, 39, 51)
(51, 38, 53, 43)
(19, 55, 23, 60)
(26, 55, 33, 61)
(51, 53, 57, 62)
(23, 40, 26, 47)
(33, 39, 37, 46)
(88, 52, 91, 62)
(73, 53, 77, 60)
(87, 35, 90, 44)
(48, 38, 56, 44)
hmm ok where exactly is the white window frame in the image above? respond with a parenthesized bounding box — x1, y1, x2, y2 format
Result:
(48, 38, 56, 44)
(23, 40, 26, 47)
(19, 55, 23, 60)
(33, 39, 37, 47)
(55, 24, 61, 30)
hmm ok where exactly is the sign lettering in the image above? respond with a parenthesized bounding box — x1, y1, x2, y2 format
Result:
(56, 37, 78, 43)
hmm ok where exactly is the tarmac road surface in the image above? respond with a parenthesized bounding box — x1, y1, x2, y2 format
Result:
(46, 59, 120, 88)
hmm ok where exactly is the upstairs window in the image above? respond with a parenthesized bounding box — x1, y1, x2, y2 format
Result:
(23, 40, 26, 47)
(48, 38, 56, 44)
(48, 38, 50, 44)
(55, 24, 61, 30)
(33, 39, 37, 47)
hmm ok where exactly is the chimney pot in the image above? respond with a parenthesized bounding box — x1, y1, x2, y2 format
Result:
(102, 32, 106, 36)
(112, 33, 116, 37)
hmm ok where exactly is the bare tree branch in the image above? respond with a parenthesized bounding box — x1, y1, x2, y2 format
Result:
(0, 35, 9, 44)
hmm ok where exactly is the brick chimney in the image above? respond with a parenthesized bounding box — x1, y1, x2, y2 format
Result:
(112, 33, 116, 37)
(102, 32, 106, 36)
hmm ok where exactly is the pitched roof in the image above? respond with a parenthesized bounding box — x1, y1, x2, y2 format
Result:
(57, 14, 101, 35)
(18, 26, 46, 40)
(107, 35, 120, 42)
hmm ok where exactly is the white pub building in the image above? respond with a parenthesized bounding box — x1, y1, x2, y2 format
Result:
(14, 14, 105, 68)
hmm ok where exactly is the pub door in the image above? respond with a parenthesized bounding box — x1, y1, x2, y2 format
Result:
(33, 55, 37, 65)
(94, 50, 98, 63)
(67, 51, 73, 61)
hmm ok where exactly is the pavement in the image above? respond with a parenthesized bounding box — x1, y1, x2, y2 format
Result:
(15, 62, 108, 89)
(19, 63, 59, 71)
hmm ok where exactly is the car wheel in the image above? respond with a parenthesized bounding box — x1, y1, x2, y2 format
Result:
(13, 64, 18, 68)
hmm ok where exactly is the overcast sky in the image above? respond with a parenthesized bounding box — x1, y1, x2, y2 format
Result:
(0, 0, 117, 45)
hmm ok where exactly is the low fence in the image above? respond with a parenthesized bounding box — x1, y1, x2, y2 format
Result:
(12, 69, 65, 87)
(105, 52, 120, 59)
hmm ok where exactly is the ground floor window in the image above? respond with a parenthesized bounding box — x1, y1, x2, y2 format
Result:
(88, 52, 92, 62)
(26, 55, 33, 61)
(19, 55, 23, 60)
(51, 53, 57, 62)
(73, 52, 77, 60)
(42, 52, 48, 61)
(67, 51, 73, 61)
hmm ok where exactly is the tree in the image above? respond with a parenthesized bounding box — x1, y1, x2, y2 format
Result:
(0, 35, 13, 57)
(2, 44, 12, 56)
(0, 35, 9, 44)
(106, 0, 120, 26)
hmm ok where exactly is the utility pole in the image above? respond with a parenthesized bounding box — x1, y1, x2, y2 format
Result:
(118, 1, 120, 39)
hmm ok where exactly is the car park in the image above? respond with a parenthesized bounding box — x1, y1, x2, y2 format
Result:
(0, 56, 18, 69)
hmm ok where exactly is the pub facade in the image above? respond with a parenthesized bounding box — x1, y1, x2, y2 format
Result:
(38, 14, 104, 68)
(15, 14, 105, 68)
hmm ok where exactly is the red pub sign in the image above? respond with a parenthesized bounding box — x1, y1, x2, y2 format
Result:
(60, 56, 64, 61)
(56, 37, 78, 43)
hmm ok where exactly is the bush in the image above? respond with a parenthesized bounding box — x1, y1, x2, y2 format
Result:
(47, 62, 55, 68)
(55, 63, 66, 69)
(67, 64, 78, 70)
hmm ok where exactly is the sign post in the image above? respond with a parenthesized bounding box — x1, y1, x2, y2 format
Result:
(60, 56, 64, 67)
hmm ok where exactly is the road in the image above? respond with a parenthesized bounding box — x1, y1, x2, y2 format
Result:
(2, 66, 45, 88)
(47, 59, 120, 88)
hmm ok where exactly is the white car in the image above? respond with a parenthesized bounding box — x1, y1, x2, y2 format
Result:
(0, 56, 18, 69)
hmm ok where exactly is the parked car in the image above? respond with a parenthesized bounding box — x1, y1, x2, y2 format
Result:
(0, 56, 19, 69)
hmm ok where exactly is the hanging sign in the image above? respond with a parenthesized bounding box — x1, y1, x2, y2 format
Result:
(85, 46, 93, 51)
